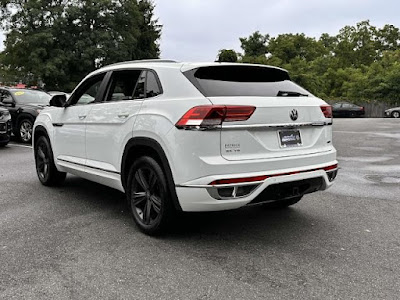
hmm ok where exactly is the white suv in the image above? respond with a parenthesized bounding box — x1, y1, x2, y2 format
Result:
(33, 60, 338, 235)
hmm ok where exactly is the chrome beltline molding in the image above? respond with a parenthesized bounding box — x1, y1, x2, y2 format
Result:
(221, 121, 332, 130)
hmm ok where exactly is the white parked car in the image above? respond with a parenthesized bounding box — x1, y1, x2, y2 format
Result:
(33, 60, 338, 235)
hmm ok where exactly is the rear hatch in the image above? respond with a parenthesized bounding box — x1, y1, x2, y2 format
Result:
(183, 64, 333, 161)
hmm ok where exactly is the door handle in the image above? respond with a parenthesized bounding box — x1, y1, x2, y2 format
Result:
(78, 115, 87, 120)
(118, 113, 130, 119)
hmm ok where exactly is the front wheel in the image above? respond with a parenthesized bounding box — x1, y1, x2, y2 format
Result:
(127, 156, 174, 235)
(18, 118, 34, 143)
(391, 111, 400, 118)
(34, 136, 66, 186)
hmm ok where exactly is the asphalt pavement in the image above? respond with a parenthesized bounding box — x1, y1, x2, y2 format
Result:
(0, 118, 399, 299)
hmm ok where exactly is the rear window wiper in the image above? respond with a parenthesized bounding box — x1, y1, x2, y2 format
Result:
(277, 91, 308, 97)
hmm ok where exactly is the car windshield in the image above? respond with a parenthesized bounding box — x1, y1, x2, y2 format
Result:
(10, 89, 51, 105)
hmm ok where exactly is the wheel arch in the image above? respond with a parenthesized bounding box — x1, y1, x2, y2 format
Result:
(16, 112, 35, 126)
(391, 110, 400, 117)
(121, 137, 182, 211)
(33, 125, 49, 149)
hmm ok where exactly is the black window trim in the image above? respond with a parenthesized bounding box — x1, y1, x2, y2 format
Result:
(66, 71, 111, 107)
(132, 70, 147, 100)
(102, 67, 163, 103)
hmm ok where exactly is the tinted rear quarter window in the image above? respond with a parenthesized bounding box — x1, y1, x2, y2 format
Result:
(184, 65, 312, 97)
(146, 71, 162, 98)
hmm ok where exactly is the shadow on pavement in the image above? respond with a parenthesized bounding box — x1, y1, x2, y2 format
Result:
(60, 175, 326, 244)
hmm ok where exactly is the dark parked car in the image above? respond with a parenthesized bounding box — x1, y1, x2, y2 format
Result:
(0, 88, 51, 143)
(332, 102, 365, 118)
(384, 107, 400, 118)
(0, 106, 12, 146)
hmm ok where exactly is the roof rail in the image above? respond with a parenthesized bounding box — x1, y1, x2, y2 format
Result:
(106, 59, 178, 67)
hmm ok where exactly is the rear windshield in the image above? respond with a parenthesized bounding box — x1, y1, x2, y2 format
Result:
(184, 66, 312, 97)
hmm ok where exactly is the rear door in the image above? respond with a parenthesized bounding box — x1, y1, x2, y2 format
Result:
(184, 65, 332, 161)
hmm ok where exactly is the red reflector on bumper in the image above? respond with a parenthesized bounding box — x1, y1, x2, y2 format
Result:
(210, 175, 269, 185)
(323, 164, 338, 171)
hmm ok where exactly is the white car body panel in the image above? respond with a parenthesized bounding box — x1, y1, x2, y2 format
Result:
(85, 100, 144, 173)
(177, 169, 334, 211)
(208, 96, 332, 161)
(34, 60, 338, 212)
(52, 105, 93, 166)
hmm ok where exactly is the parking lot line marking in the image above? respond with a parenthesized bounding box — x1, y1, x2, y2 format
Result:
(8, 143, 33, 149)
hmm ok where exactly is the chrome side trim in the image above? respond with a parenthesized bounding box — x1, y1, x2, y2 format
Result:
(57, 158, 120, 174)
(176, 180, 265, 189)
(221, 121, 332, 130)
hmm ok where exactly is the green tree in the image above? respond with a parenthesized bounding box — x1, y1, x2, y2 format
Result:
(268, 33, 326, 64)
(216, 49, 238, 62)
(233, 21, 400, 103)
(0, 0, 161, 91)
(239, 31, 269, 57)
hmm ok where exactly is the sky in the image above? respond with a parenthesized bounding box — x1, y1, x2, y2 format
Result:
(153, 0, 400, 61)
(1, 0, 399, 62)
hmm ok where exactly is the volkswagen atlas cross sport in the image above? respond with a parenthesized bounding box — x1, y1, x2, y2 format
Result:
(33, 60, 338, 235)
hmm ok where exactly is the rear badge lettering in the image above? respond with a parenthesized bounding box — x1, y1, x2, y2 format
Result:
(225, 143, 241, 153)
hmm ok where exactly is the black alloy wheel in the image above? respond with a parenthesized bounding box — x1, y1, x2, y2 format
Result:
(34, 136, 66, 186)
(127, 156, 173, 235)
(36, 140, 50, 181)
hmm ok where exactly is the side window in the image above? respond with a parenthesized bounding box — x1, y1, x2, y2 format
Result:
(73, 74, 106, 105)
(106, 70, 141, 102)
(133, 71, 146, 99)
(146, 71, 162, 98)
(342, 103, 352, 108)
(0, 90, 13, 103)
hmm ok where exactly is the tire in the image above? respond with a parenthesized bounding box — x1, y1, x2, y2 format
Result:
(34, 136, 66, 186)
(18, 118, 34, 143)
(126, 156, 175, 235)
(391, 111, 400, 118)
(0, 141, 8, 147)
(262, 196, 303, 209)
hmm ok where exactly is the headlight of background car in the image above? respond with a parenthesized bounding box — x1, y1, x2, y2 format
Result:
(0, 110, 10, 119)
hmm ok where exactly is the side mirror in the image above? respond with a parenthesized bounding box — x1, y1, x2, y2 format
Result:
(2, 98, 15, 107)
(50, 94, 67, 107)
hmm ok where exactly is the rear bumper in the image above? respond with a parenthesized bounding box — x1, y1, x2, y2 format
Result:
(176, 160, 337, 212)
(0, 133, 10, 144)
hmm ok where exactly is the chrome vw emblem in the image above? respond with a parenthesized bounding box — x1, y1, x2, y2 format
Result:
(290, 109, 298, 121)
